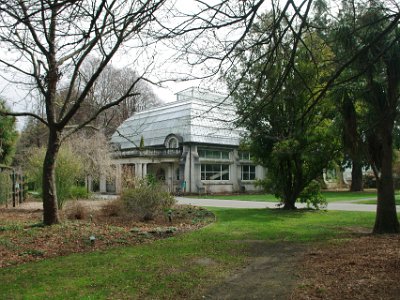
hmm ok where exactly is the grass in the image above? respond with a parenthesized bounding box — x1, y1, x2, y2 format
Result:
(189, 191, 379, 203)
(0, 208, 378, 299)
(356, 198, 400, 205)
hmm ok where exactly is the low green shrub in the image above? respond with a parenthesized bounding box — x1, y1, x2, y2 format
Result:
(121, 179, 176, 221)
(298, 180, 327, 209)
(0, 172, 12, 205)
(69, 186, 91, 199)
(26, 145, 83, 209)
(256, 178, 327, 209)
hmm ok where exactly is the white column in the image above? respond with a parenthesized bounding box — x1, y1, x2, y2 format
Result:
(232, 149, 240, 192)
(86, 175, 93, 192)
(190, 145, 197, 193)
(142, 163, 147, 178)
(168, 163, 174, 192)
(115, 164, 122, 194)
(99, 174, 107, 193)
(183, 146, 190, 193)
(136, 163, 143, 178)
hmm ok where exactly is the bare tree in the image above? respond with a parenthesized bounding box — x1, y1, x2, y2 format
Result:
(0, 0, 165, 225)
(81, 59, 161, 136)
(69, 131, 113, 185)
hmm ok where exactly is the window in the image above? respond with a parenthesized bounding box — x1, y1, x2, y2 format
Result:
(239, 151, 252, 161)
(198, 149, 229, 160)
(241, 165, 256, 180)
(168, 138, 178, 149)
(164, 135, 180, 149)
(201, 164, 229, 180)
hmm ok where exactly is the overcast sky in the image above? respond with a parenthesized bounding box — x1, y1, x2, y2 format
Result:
(0, 0, 276, 130)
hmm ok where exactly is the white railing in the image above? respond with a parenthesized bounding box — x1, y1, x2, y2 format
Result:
(112, 148, 182, 158)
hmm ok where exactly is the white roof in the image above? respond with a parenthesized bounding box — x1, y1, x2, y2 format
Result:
(110, 88, 244, 149)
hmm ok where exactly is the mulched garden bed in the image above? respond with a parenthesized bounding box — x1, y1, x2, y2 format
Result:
(0, 201, 215, 268)
(293, 233, 400, 300)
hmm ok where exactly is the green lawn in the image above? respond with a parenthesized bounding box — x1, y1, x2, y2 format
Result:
(189, 191, 379, 203)
(356, 198, 400, 205)
(0, 208, 377, 299)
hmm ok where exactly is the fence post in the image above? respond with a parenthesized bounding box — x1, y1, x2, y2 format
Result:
(12, 169, 16, 207)
(18, 174, 22, 204)
(21, 175, 25, 203)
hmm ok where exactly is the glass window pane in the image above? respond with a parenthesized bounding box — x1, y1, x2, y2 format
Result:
(198, 149, 205, 157)
(239, 152, 251, 160)
(198, 148, 230, 160)
(200, 164, 229, 181)
(241, 165, 256, 180)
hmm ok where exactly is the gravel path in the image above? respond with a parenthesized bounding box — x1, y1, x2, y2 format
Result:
(175, 197, 400, 212)
(6, 195, 399, 213)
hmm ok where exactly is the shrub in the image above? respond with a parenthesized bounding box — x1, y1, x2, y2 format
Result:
(257, 177, 326, 209)
(363, 173, 377, 188)
(101, 199, 124, 217)
(0, 171, 12, 205)
(298, 180, 327, 209)
(69, 186, 91, 199)
(26, 145, 83, 209)
(64, 201, 88, 220)
(121, 179, 176, 221)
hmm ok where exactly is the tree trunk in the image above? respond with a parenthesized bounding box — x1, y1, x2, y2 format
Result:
(42, 130, 61, 225)
(283, 201, 297, 209)
(350, 159, 363, 191)
(373, 129, 399, 234)
(283, 189, 298, 210)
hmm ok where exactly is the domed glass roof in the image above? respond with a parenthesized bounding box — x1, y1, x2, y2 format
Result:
(110, 88, 244, 149)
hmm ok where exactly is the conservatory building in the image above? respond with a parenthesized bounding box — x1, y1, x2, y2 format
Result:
(108, 88, 265, 194)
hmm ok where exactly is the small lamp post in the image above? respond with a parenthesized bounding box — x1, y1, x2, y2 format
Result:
(89, 235, 96, 246)
(167, 209, 173, 223)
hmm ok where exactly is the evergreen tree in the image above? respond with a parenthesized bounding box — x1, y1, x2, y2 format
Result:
(227, 19, 340, 209)
(0, 100, 18, 165)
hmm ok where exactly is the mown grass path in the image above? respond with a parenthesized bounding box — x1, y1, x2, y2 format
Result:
(188, 191, 380, 202)
(0, 209, 377, 299)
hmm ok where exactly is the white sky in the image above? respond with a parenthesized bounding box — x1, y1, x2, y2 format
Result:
(0, 0, 276, 129)
(0, 0, 227, 129)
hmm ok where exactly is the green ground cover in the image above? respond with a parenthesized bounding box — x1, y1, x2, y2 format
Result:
(356, 198, 400, 205)
(189, 191, 379, 203)
(0, 209, 377, 299)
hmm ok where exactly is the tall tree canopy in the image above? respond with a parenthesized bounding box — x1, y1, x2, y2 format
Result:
(227, 18, 340, 209)
(225, 0, 399, 233)
(329, 1, 400, 233)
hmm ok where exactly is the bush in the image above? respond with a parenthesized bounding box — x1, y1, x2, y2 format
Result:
(64, 201, 88, 220)
(121, 179, 176, 221)
(256, 177, 326, 209)
(26, 145, 83, 209)
(363, 173, 377, 188)
(101, 199, 124, 217)
(298, 180, 327, 209)
(69, 186, 91, 199)
(0, 171, 12, 205)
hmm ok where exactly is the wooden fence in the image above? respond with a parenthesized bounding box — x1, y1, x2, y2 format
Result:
(0, 165, 25, 207)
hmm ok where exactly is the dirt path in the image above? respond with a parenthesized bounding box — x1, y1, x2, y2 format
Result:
(203, 241, 306, 300)
(2, 199, 110, 211)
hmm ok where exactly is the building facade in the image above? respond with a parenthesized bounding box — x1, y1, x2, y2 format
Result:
(109, 88, 265, 194)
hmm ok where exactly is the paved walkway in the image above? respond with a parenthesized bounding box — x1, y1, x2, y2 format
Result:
(176, 197, 400, 212)
(9, 195, 398, 213)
